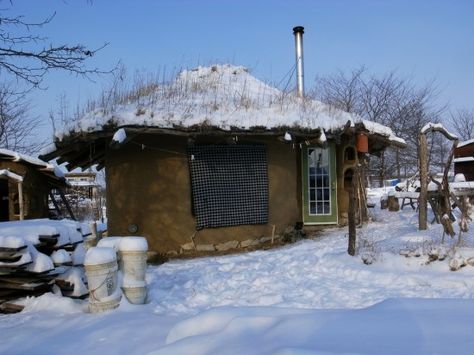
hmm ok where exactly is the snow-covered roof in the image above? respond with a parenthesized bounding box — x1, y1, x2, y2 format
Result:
(57, 64, 404, 146)
(453, 156, 474, 163)
(0, 148, 64, 180)
(457, 138, 474, 148)
(0, 169, 23, 182)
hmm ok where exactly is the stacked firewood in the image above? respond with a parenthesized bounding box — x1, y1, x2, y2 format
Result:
(0, 221, 91, 313)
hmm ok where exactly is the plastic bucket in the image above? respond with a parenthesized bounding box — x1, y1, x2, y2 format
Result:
(84, 260, 119, 301)
(89, 293, 122, 313)
(118, 250, 147, 281)
(122, 285, 147, 305)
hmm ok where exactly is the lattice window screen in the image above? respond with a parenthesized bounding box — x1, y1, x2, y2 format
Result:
(188, 144, 268, 229)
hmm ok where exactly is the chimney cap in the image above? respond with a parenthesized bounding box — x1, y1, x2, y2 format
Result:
(293, 26, 304, 34)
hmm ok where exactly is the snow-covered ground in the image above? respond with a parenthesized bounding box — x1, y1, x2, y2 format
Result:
(2, 189, 474, 354)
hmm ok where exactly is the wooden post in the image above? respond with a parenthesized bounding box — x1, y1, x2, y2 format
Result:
(348, 168, 357, 256)
(418, 133, 428, 230)
(17, 182, 24, 220)
(388, 194, 400, 212)
(358, 154, 368, 223)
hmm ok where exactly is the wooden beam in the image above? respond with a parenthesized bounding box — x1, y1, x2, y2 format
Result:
(17, 182, 24, 221)
(58, 190, 76, 221)
(48, 192, 63, 218)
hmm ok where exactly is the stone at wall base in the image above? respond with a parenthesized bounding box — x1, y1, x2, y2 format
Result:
(240, 239, 260, 248)
(195, 244, 215, 252)
(180, 242, 195, 252)
(215, 240, 239, 251)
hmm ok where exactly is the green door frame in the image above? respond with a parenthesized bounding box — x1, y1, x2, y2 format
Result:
(301, 144, 338, 224)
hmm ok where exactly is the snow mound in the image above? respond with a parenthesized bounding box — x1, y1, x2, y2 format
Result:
(20, 292, 85, 314)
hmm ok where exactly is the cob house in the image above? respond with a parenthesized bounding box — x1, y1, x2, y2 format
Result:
(41, 64, 406, 256)
(0, 149, 68, 221)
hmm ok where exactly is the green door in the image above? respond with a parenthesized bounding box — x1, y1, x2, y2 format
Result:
(302, 144, 338, 224)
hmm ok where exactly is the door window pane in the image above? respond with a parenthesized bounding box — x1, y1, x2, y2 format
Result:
(308, 148, 331, 216)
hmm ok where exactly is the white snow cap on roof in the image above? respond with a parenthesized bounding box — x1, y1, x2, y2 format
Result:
(0, 148, 64, 178)
(0, 169, 23, 182)
(59, 64, 404, 145)
(457, 138, 474, 148)
(453, 156, 474, 163)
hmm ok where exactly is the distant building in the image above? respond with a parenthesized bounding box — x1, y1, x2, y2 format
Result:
(64, 172, 98, 199)
(62, 172, 104, 221)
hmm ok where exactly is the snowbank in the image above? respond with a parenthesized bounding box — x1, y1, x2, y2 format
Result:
(2, 202, 474, 354)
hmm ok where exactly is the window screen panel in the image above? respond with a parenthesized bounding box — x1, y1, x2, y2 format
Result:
(188, 144, 268, 229)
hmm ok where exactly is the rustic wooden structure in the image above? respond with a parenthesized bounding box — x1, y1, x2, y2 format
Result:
(418, 124, 458, 233)
(0, 149, 69, 221)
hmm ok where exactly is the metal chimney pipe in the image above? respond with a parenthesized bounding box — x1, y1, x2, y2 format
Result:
(293, 26, 305, 97)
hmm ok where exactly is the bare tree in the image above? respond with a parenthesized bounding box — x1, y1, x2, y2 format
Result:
(449, 109, 474, 141)
(0, 2, 107, 89)
(0, 1, 109, 153)
(313, 66, 366, 115)
(0, 84, 44, 153)
(313, 69, 446, 183)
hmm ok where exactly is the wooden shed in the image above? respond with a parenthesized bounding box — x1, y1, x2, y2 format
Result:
(454, 139, 474, 181)
(0, 149, 67, 221)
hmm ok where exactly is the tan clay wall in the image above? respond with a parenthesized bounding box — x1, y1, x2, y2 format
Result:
(106, 134, 301, 254)
(0, 162, 50, 220)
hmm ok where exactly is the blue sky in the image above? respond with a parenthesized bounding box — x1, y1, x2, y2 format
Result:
(6, 0, 474, 141)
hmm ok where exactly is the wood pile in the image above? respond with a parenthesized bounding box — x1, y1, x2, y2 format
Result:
(0, 220, 93, 314)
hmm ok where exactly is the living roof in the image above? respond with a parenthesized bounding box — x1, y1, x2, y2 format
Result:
(42, 64, 406, 170)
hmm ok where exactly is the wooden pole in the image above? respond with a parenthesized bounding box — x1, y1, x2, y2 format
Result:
(348, 168, 358, 256)
(17, 182, 24, 220)
(418, 133, 428, 230)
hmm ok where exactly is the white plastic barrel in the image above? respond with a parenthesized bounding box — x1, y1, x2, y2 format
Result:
(84, 247, 121, 313)
(122, 280, 147, 305)
(118, 237, 148, 304)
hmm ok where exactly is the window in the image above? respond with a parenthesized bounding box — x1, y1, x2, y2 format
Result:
(188, 144, 268, 229)
(308, 148, 331, 215)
